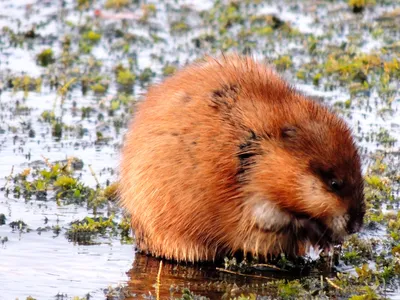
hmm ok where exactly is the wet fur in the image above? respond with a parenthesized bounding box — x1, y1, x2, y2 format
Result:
(120, 55, 365, 262)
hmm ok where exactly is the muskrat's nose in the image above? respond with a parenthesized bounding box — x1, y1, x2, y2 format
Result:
(347, 222, 360, 234)
(347, 201, 365, 234)
(346, 218, 363, 234)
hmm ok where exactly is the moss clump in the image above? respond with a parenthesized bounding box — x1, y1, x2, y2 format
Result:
(253, 26, 273, 36)
(54, 175, 94, 203)
(7, 160, 92, 204)
(376, 128, 397, 147)
(162, 64, 177, 77)
(104, 0, 129, 9)
(214, 1, 243, 30)
(170, 21, 190, 34)
(383, 58, 400, 78)
(36, 48, 55, 67)
(192, 33, 216, 49)
(250, 14, 298, 37)
(296, 70, 306, 80)
(110, 99, 120, 112)
(235, 294, 257, 300)
(40, 110, 56, 123)
(11, 75, 42, 93)
(313, 73, 322, 85)
(81, 106, 92, 119)
(324, 54, 381, 82)
(116, 68, 136, 87)
(143, 4, 156, 14)
(138, 67, 155, 84)
(9, 220, 28, 232)
(90, 83, 107, 94)
(277, 280, 304, 299)
(77, 0, 91, 10)
(348, 286, 379, 300)
(54, 176, 78, 190)
(5, 157, 120, 210)
(365, 175, 389, 191)
(342, 250, 362, 264)
(0, 213, 6, 225)
(274, 56, 292, 71)
(67, 216, 117, 244)
(118, 215, 133, 243)
(349, 0, 376, 13)
(83, 31, 101, 44)
(103, 182, 119, 201)
(140, 4, 157, 22)
(52, 122, 63, 139)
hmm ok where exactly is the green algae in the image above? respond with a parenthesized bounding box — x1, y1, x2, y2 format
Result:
(36, 49, 55, 67)
(40, 110, 56, 123)
(349, 0, 376, 13)
(170, 21, 191, 34)
(0, 213, 6, 225)
(274, 56, 293, 71)
(10, 75, 42, 94)
(103, 182, 118, 201)
(66, 214, 132, 245)
(76, 0, 92, 10)
(104, 0, 129, 10)
(67, 215, 117, 244)
(5, 159, 110, 210)
(138, 67, 155, 85)
(116, 66, 136, 89)
(90, 83, 108, 94)
(277, 280, 305, 299)
(83, 31, 102, 44)
(9, 220, 29, 232)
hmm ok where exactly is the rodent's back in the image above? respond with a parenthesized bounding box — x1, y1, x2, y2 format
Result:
(120, 55, 365, 262)
(120, 57, 250, 261)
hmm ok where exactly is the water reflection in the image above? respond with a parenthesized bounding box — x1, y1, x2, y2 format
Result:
(125, 252, 319, 299)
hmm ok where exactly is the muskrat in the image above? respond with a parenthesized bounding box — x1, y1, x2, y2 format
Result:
(120, 55, 365, 262)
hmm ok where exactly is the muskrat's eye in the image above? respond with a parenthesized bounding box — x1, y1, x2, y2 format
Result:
(330, 179, 343, 191)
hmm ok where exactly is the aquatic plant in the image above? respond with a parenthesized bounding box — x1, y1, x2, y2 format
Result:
(162, 64, 177, 77)
(103, 182, 118, 201)
(90, 83, 108, 94)
(67, 215, 117, 244)
(83, 31, 102, 44)
(0, 213, 5, 225)
(116, 68, 136, 89)
(36, 48, 55, 67)
(273, 56, 293, 71)
(138, 67, 154, 84)
(170, 21, 190, 34)
(11, 75, 42, 94)
(40, 110, 56, 123)
(349, 0, 376, 13)
(104, 0, 129, 10)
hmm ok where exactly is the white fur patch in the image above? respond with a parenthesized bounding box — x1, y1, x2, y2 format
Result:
(250, 197, 291, 232)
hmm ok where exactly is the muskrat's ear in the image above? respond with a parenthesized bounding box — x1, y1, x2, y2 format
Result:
(281, 125, 297, 140)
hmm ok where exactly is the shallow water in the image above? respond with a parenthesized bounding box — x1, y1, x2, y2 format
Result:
(0, 0, 400, 299)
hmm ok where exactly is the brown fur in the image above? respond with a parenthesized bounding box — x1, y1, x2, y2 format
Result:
(120, 55, 365, 262)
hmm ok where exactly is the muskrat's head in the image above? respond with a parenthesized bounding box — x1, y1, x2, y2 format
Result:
(240, 99, 365, 255)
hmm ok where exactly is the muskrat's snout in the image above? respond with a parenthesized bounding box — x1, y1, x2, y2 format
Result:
(346, 195, 366, 234)
(326, 184, 365, 244)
